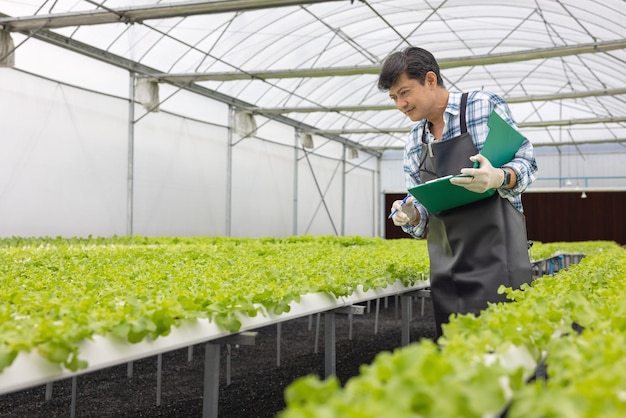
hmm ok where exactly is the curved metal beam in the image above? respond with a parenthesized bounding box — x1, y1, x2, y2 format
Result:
(370, 138, 626, 151)
(308, 116, 626, 135)
(146, 39, 626, 82)
(0, 0, 345, 31)
(253, 88, 626, 114)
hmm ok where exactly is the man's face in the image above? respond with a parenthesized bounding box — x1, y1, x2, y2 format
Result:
(388, 72, 435, 122)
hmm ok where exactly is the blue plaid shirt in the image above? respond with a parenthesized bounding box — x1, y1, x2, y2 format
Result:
(402, 90, 538, 239)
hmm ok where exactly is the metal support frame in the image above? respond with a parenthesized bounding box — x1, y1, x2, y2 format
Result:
(226, 106, 234, 236)
(0, 0, 345, 31)
(225, 344, 232, 386)
(320, 305, 366, 378)
(374, 298, 380, 334)
(202, 344, 220, 418)
(202, 332, 258, 418)
(45, 382, 53, 401)
(156, 353, 163, 406)
(70, 376, 77, 418)
(126, 72, 135, 236)
(276, 323, 282, 367)
(293, 130, 300, 235)
(400, 289, 431, 346)
(253, 87, 626, 115)
(324, 312, 336, 378)
(300, 148, 341, 235)
(314, 313, 321, 354)
(400, 295, 412, 347)
(341, 144, 347, 236)
(334, 305, 366, 341)
(141, 40, 626, 83)
(12, 283, 433, 417)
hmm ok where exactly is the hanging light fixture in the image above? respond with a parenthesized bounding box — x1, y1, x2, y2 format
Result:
(299, 133, 314, 149)
(349, 147, 359, 159)
(234, 110, 257, 136)
(135, 77, 160, 112)
(0, 31, 15, 67)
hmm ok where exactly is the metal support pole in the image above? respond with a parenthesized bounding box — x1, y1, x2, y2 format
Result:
(156, 353, 162, 406)
(201, 333, 257, 417)
(202, 343, 220, 418)
(225, 106, 234, 236)
(45, 382, 53, 401)
(348, 312, 353, 340)
(276, 323, 282, 367)
(375, 156, 381, 237)
(70, 376, 77, 418)
(374, 298, 380, 334)
(314, 313, 321, 354)
(293, 130, 300, 235)
(226, 344, 232, 386)
(401, 295, 411, 346)
(341, 144, 346, 236)
(324, 312, 336, 378)
(126, 72, 136, 236)
(395, 295, 399, 322)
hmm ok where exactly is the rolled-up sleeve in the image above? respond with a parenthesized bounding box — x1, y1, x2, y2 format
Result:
(398, 126, 430, 239)
(493, 101, 538, 204)
(401, 201, 429, 239)
(501, 137, 537, 196)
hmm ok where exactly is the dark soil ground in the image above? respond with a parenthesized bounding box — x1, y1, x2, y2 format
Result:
(0, 296, 436, 418)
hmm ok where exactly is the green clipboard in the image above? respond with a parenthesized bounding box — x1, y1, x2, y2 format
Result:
(409, 175, 495, 214)
(408, 110, 525, 214)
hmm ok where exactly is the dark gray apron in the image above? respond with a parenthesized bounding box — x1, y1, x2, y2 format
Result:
(420, 93, 532, 338)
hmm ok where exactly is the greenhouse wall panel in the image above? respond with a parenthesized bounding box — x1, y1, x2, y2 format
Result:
(9, 37, 130, 98)
(133, 115, 229, 237)
(231, 137, 295, 237)
(343, 167, 376, 237)
(0, 71, 128, 237)
(296, 154, 344, 236)
(156, 84, 230, 127)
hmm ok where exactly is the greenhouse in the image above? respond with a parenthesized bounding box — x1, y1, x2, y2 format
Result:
(0, 0, 625, 417)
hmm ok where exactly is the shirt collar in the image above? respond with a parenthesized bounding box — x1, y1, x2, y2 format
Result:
(445, 90, 463, 117)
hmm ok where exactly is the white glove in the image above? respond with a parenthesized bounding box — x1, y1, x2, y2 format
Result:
(449, 154, 505, 193)
(390, 196, 418, 226)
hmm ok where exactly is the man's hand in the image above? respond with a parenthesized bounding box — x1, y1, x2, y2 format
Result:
(390, 196, 418, 226)
(449, 154, 505, 193)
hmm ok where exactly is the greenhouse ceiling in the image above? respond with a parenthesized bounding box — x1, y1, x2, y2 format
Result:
(1, 0, 624, 154)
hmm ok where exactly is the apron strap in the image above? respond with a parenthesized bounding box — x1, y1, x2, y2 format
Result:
(422, 92, 469, 142)
(459, 92, 468, 134)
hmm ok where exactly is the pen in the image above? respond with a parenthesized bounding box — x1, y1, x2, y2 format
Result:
(388, 195, 410, 219)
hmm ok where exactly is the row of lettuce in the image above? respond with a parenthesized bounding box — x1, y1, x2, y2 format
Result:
(3, 236, 623, 417)
(0, 235, 430, 373)
(279, 240, 626, 418)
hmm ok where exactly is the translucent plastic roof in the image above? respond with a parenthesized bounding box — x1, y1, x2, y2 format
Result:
(1, 0, 625, 153)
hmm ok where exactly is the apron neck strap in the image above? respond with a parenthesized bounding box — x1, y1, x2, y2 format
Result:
(459, 92, 468, 135)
